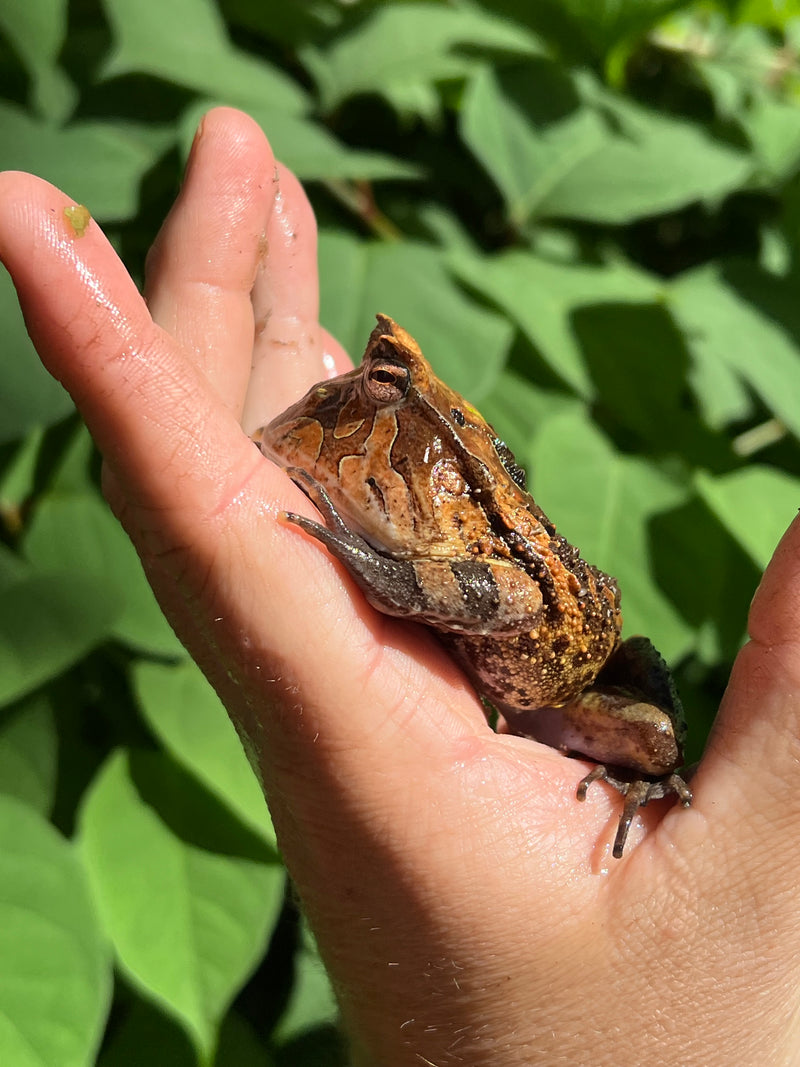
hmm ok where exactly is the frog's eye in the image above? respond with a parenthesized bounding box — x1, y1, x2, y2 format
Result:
(366, 360, 411, 404)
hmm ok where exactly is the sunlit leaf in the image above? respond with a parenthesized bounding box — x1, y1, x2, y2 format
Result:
(100, 0, 308, 114)
(697, 467, 800, 570)
(449, 248, 660, 395)
(0, 796, 112, 1067)
(528, 411, 692, 660)
(132, 660, 276, 847)
(0, 569, 119, 708)
(79, 750, 284, 1060)
(669, 261, 800, 440)
(0, 692, 57, 814)
(0, 0, 76, 119)
(23, 491, 184, 658)
(303, 2, 541, 114)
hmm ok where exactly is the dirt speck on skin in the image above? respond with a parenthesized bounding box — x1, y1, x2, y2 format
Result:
(64, 204, 91, 237)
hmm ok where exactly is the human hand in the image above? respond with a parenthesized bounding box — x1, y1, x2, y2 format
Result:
(2, 107, 799, 1066)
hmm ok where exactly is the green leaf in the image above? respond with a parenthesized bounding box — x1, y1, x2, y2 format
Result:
(100, 0, 308, 115)
(0, 569, 119, 708)
(461, 63, 607, 228)
(741, 93, 800, 182)
(462, 64, 752, 225)
(79, 750, 284, 1061)
(303, 2, 541, 115)
(23, 490, 184, 658)
(318, 232, 513, 400)
(272, 922, 338, 1048)
(449, 247, 660, 395)
(0, 269, 75, 444)
(529, 411, 692, 659)
(0, 795, 112, 1067)
(0, 427, 44, 516)
(557, 0, 689, 54)
(554, 80, 753, 222)
(697, 467, 800, 570)
(132, 660, 276, 847)
(0, 0, 76, 120)
(0, 102, 172, 222)
(668, 261, 800, 440)
(0, 692, 57, 814)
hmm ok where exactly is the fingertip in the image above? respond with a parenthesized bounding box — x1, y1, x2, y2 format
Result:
(748, 512, 800, 648)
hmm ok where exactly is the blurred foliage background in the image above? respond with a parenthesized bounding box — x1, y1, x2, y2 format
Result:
(2, 0, 800, 1064)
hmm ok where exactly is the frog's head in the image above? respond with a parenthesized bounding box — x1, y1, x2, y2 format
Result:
(255, 315, 530, 557)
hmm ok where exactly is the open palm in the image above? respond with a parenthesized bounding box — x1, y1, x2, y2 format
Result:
(2, 108, 800, 1066)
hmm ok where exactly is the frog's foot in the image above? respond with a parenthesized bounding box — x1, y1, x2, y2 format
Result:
(577, 766, 693, 859)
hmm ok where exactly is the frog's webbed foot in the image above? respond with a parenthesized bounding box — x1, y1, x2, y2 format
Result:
(577, 766, 693, 859)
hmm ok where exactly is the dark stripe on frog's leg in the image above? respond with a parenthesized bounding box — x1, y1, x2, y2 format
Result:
(282, 510, 431, 617)
(449, 559, 500, 625)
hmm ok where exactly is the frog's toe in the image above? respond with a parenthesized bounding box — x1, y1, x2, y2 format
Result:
(577, 767, 693, 858)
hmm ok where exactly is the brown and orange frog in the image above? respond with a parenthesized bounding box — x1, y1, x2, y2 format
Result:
(254, 315, 692, 857)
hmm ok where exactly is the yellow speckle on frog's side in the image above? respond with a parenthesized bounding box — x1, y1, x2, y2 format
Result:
(64, 204, 91, 237)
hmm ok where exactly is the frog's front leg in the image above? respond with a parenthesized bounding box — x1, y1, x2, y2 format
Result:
(280, 468, 543, 636)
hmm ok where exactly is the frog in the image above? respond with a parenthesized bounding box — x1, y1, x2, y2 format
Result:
(253, 314, 692, 858)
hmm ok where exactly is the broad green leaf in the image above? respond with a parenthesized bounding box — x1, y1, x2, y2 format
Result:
(23, 490, 184, 658)
(540, 0, 689, 55)
(539, 93, 753, 224)
(529, 411, 692, 659)
(0, 270, 75, 444)
(0, 570, 119, 708)
(0, 692, 57, 814)
(449, 248, 661, 395)
(461, 63, 607, 229)
(303, 2, 541, 114)
(132, 660, 276, 847)
(100, 0, 307, 114)
(740, 93, 800, 182)
(697, 467, 800, 570)
(0, 103, 172, 221)
(221, 0, 342, 49)
(179, 103, 420, 182)
(0, 795, 112, 1067)
(738, 0, 800, 26)
(0, 0, 76, 120)
(668, 261, 800, 440)
(462, 63, 752, 224)
(0, 427, 44, 516)
(79, 750, 284, 1061)
(318, 232, 512, 400)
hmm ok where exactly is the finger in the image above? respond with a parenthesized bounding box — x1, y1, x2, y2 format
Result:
(242, 163, 336, 432)
(145, 107, 276, 413)
(698, 513, 800, 859)
(0, 170, 254, 516)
